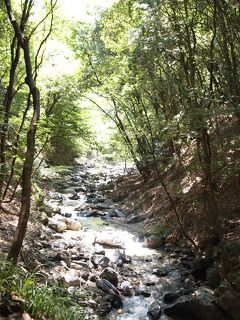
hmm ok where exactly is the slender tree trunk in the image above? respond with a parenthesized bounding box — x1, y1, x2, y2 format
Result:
(0, 1, 30, 196)
(5, 0, 40, 264)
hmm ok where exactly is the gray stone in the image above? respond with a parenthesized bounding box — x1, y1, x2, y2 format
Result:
(100, 268, 118, 287)
(145, 235, 164, 249)
(147, 300, 162, 320)
(120, 281, 134, 297)
(126, 214, 144, 224)
(163, 287, 228, 320)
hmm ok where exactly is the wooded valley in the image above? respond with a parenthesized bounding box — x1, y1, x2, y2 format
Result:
(0, 0, 239, 319)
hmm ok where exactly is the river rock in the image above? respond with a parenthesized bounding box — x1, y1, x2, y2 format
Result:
(42, 203, 55, 217)
(59, 270, 81, 287)
(137, 285, 151, 297)
(115, 249, 132, 264)
(163, 287, 228, 320)
(206, 266, 221, 289)
(147, 300, 162, 320)
(48, 218, 67, 233)
(91, 255, 103, 268)
(69, 192, 80, 200)
(39, 212, 49, 225)
(51, 214, 82, 231)
(217, 290, 240, 320)
(100, 268, 118, 287)
(65, 218, 82, 231)
(55, 251, 71, 267)
(191, 255, 213, 281)
(145, 235, 164, 249)
(100, 257, 110, 268)
(75, 186, 87, 192)
(94, 245, 105, 255)
(163, 292, 181, 304)
(94, 235, 125, 249)
(120, 281, 134, 297)
(152, 268, 169, 277)
(110, 209, 126, 218)
(126, 214, 144, 224)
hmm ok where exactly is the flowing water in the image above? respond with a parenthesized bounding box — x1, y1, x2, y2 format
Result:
(44, 162, 187, 320)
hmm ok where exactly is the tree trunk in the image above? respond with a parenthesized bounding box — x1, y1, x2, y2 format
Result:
(5, 0, 40, 264)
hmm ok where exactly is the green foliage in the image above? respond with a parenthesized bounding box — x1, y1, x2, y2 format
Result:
(0, 261, 84, 320)
(154, 218, 176, 237)
(37, 76, 93, 165)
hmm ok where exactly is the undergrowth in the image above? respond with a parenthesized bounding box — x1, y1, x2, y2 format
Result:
(0, 260, 85, 320)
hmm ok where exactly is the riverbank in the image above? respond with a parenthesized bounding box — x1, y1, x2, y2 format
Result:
(0, 160, 239, 319)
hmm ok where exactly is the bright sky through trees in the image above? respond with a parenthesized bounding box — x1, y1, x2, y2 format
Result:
(58, 0, 116, 22)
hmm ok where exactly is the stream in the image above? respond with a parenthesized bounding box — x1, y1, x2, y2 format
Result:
(38, 160, 220, 320)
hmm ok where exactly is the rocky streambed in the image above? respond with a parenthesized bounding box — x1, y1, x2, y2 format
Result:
(34, 161, 230, 320)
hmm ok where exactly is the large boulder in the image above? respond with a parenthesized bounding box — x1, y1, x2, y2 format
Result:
(51, 214, 82, 231)
(65, 218, 82, 231)
(163, 287, 230, 320)
(94, 235, 125, 249)
(48, 218, 67, 233)
(100, 268, 118, 287)
(217, 290, 240, 320)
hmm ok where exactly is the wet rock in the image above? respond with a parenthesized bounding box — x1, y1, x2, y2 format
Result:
(92, 197, 105, 204)
(110, 209, 126, 218)
(206, 266, 221, 289)
(138, 286, 151, 297)
(110, 295, 123, 309)
(147, 300, 162, 320)
(75, 186, 87, 192)
(69, 192, 80, 200)
(191, 255, 213, 281)
(87, 193, 98, 199)
(144, 275, 157, 286)
(100, 257, 110, 268)
(100, 268, 118, 287)
(163, 287, 228, 320)
(91, 255, 104, 268)
(64, 212, 72, 218)
(115, 249, 132, 264)
(93, 245, 105, 255)
(91, 203, 111, 210)
(120, 281, 134, 297)
(183, 275, 196, 290)
(163, 292, 181, 304)
(96, 279, 119, 295)
(145, 235, 164, 249)
(152, 268, 169, 277)
(116, 259, 123, 267)
(48, 218, 67, 233)
(86, 210, 106, 217)
(126, 214, 144, 224)
(81, 271, 90, 281)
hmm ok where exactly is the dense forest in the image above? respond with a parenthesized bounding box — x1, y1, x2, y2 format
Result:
(0, 0, 239, 319)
